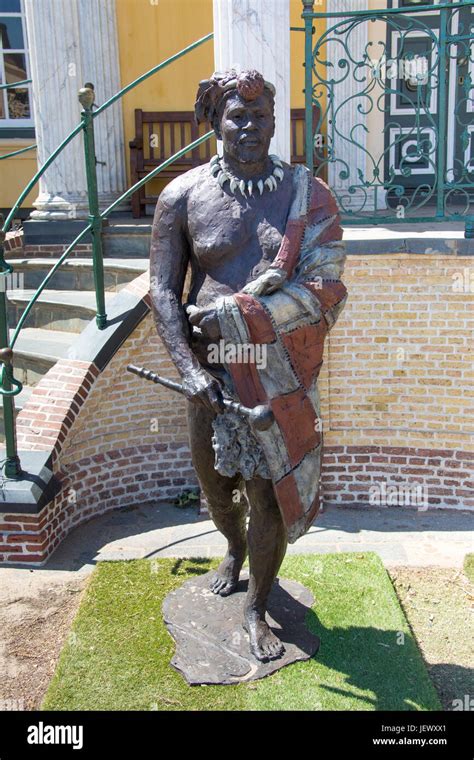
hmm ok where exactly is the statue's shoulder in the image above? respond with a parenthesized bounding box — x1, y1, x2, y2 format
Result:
(156, 164, 209, 212)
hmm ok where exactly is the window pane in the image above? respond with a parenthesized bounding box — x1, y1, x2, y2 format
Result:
(0, 95, 5, 119)
(0, 16, 23, 48)
(7, 87, 30, 118)
(4, 53, 27, 83)
(0, 1, 21, 12)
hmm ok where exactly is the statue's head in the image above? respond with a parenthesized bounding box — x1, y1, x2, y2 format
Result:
(195, 69, 275, 163)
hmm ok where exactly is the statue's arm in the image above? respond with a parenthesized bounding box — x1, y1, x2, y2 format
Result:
(242, 177, 344, 297)
(149, 185, 224, 412)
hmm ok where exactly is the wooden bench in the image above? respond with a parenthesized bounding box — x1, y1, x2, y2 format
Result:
(129, 106, 321, 217)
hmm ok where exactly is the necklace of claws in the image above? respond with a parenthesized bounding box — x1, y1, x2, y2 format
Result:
(209, 154, 284, 197)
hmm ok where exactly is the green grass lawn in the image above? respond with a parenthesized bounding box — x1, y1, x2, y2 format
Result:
(42, 553, 440, 711)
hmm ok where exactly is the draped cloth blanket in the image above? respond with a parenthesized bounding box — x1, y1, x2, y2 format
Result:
(213, 164, 348, 543)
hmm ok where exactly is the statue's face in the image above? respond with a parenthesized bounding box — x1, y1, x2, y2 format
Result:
(217, 92, 275, 164)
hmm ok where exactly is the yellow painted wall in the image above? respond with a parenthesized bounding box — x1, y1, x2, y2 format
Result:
(0, 141, 37, 211)
(116, 0, 327, 192)
(116, 0, 215, 196)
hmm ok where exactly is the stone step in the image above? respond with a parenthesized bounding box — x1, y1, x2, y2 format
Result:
(22, 216, 152, 258)
(7, 289, 116, 334)
(102, 223, 152, 259)
(9, 327, 72, 386)
(5, 257, 149, 292)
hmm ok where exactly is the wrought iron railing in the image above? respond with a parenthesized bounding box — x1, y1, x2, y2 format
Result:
(0, 33, 214, 478)
(302, 0, 474, 236)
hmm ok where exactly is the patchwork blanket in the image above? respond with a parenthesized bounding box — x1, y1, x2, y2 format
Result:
(214, 164, 348, 543)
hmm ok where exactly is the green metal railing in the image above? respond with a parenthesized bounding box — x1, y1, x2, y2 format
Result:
(0, 144, 37, 161)
(0, 33, 214, 478)
(0, 78, 32, 90)
(302, 0, 474, 235)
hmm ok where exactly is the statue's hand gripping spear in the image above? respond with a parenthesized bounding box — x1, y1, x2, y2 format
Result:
(127, 364, 274, 432)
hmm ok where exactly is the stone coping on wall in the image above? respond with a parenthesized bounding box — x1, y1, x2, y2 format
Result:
(343, 225, 474, 256)
(0, 450, 60, 514)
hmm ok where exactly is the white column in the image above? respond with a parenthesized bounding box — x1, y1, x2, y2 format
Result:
(325, 0, 386, 211)
(213, 0, 291, 162)
(24, 0, 126, 221)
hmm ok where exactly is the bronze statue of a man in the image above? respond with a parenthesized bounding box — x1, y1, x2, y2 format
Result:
(150, 69, 347, 662)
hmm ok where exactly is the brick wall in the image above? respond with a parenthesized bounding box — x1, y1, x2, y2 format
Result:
(2, 231, 93, 259)
(1, 252, 472, 565)
(22, 243, 92, 258)
(3, 229, 23, 254)
(318, 252, 473, 510)
(321, 446, 473, 509)
(1, 313, 197, 564)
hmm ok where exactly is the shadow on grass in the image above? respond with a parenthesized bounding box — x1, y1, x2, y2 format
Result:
(302, 606, 438, 710)
(170, 558, 210, 577)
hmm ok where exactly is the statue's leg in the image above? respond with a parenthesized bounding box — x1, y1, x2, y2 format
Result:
(187, 400, 248, 596)
(244, 475, 287, 661)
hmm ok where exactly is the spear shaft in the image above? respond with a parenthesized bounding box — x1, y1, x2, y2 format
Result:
(126, 364, 274, 431)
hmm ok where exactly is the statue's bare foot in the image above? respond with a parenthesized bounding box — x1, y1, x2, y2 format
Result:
(243, 611, 285, 662)
(209, 552, 243, 596)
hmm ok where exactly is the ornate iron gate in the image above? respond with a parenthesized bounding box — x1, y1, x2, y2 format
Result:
(302, 0, 474, 236)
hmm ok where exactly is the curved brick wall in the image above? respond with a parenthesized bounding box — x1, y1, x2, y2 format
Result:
(318, 252, 473, 510)
(1, 252, 472, 565)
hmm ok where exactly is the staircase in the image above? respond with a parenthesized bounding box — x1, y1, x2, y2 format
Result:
(1, 222, 152, 441)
